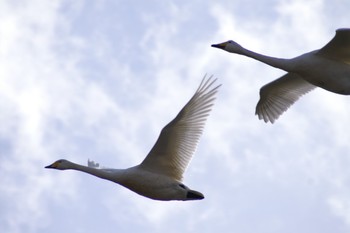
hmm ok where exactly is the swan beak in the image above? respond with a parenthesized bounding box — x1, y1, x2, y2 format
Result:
(211, 42, 228, 49)
(187, 190, 205, 200)
(45, 162, 58, 169)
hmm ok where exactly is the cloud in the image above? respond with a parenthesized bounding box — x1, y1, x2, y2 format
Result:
(1, 0, 350, 232)
(0, 1, 101, 232)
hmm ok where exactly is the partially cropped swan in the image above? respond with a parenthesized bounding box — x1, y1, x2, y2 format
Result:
(212, 28, 350, 123)
(46, 75, 220, 201)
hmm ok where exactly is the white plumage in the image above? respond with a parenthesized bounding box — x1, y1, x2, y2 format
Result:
(46, 75, 220, 201)
(212, 28, 350, 123)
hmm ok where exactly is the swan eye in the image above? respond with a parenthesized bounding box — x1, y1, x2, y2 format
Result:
(179, 184, 186, 189)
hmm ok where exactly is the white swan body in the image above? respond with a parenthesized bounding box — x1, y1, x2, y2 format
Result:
(46, 76, 221, 201)
(212, 28, 350, 123)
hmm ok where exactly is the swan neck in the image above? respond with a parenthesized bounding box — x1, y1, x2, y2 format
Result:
(241, 48, 294, 71)
(69, 162, 124, 183)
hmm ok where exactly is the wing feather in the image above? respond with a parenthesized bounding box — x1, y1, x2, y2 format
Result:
(255, 73, 316, 123)
(317, 28, 350, 63)
(140, 75, 221, 181)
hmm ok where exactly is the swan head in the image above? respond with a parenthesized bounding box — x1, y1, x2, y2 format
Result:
(211, 40, 244, 54)
(45, 159, 73, 170)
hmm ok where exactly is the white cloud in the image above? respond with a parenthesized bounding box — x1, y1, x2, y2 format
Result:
(328, 195, 350, 226)
(1, 0, 350, 232)
(0, 1, 100, 232)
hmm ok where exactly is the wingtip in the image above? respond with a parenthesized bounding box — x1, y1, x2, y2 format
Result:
(336, 28, 350, 32)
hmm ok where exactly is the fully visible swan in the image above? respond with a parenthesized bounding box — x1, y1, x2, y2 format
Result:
(212, 28, 350, 123)
(45, 75, 221, 201)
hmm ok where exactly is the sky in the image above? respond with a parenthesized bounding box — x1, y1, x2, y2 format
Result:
(1, 0, 350, 232)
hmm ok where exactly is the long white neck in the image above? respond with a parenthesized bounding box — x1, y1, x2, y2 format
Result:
(238, 47, 295, 72)
(66, 161, 125, 184)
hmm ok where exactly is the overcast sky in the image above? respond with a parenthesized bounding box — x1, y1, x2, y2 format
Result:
(1, 0, 350, 233)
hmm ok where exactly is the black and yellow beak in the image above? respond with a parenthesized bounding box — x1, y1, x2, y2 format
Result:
(211, 42, 228, 49)
(45, 162, 58, 169)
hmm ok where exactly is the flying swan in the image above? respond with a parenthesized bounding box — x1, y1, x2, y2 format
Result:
(212, 28, 350, 123)
(46, 75, 221, 201)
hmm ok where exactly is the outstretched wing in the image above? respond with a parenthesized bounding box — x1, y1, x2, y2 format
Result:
(255, 73, 316, 123)
(317, 28, 350, 64)
(140, 75, 221, 181)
